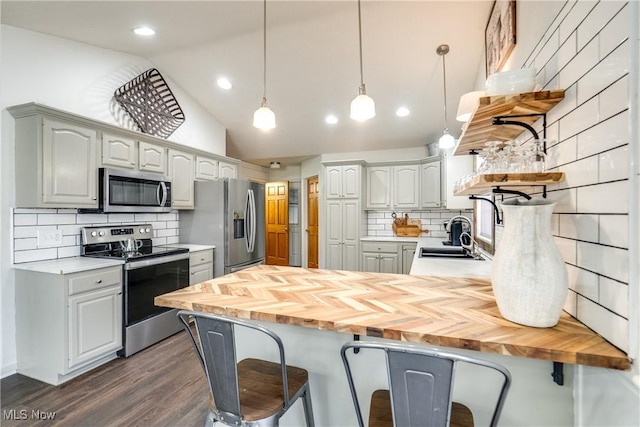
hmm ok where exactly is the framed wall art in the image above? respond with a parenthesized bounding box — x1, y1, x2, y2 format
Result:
(485, 0, 516, 76)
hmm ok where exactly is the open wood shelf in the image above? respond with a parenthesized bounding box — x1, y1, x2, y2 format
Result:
(454, 172, 565, 196)
(454, 90, 565, 156)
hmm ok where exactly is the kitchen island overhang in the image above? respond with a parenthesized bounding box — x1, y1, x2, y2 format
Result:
(155, 265, 630, 371)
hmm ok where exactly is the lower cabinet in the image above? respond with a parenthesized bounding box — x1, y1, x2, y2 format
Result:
(361, 242, 399, 274)
(16, 266, 123, 385)
(189, 249, 214, 285)
(326, 200, 360, 271)
(401, 243, 417, 274)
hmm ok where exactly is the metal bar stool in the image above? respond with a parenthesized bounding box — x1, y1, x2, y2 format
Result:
(341, 341, 511, 427)
(178, 310, 315, 427)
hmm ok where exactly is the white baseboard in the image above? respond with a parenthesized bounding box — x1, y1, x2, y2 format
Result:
(1, 362, 17, 379)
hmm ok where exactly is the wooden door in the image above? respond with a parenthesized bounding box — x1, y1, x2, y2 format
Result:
(265, 181, 289, 265)
(307, 176, 319, 268)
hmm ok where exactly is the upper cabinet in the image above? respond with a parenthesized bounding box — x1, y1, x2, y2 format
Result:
(366, 164, 420, 210)
(168, 149, 195, 209)
(139, 141, 167, 174)
(454, 90, 565, 156)
(218, 160, 238, 179)
(195, 156, 218, 181)
(14, 115, 98, 208)
(101, 132, 137, 169)
(326, 164, 361, 199)
(420, 160, 441, 208)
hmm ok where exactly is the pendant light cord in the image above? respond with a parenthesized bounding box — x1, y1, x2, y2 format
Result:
(357, 0, 364, 88)
(262, 0, 267, 105)
(441, 51, 448, 130)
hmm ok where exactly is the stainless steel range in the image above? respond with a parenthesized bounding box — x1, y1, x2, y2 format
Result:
(81, 224, 189, 357)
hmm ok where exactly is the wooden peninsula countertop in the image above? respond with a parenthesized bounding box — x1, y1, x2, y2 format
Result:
(156, 265, 630, 370)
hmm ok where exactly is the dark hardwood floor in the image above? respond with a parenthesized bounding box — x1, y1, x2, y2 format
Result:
(1, 330, 210, 426)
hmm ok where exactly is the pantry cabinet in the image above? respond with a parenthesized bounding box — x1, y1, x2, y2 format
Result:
(168, 149, 195, 209)
(326, 199, 360, 271)
(189, 249, 214, 284)
(16, 266, 122, 385)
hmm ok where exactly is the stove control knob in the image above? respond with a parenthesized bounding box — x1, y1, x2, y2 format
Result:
(98, 231, 105, 236)
(139, 228, 145, 233)
(145, 228, 151, 233)
(91, 231, 98, 237)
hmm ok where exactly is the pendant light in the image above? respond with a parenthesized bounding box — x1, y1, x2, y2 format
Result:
(253, 0, 275, 130)
(350, 0, 375, 121)
(437, 44, 455, 149)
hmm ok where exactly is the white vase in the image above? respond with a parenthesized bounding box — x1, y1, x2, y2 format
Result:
(491, 198, 568, 327)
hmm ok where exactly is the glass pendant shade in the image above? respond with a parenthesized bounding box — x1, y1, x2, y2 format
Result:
(253, 102, 276, 130)
(438, 129, 455, 149)
(350, 86, 376, 121)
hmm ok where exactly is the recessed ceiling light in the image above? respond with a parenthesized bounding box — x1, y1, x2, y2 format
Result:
(133, 26, 156, 36)
(217, 77, 232, 90)
(396, 107, 410, 117)
(325, 114, 338, 124)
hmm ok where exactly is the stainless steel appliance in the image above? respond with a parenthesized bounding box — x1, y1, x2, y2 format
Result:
(180, 178, 265, 276)
(92, 168, 172, 213)
(81, 224, 189, 357)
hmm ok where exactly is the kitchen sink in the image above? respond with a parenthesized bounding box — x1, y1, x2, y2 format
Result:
(418, 246, 482, 260)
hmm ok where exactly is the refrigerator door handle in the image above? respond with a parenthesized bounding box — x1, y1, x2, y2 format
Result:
(248, 189, 256, 253)
(244, 189, 251, 253)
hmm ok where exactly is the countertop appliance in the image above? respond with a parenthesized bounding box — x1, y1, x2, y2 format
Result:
(89, 168, 172, 213)
(443, 217, 469, 246)
(81, 224, 189, 357)
(180, 178, 265, 277)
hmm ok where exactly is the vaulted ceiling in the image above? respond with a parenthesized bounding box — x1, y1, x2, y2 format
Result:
(2, 1, 493, 166)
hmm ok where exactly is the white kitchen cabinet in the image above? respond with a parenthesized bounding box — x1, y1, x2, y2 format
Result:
(325, 164, 361, 199)
(326, 199, 360, 271)
(189, 249, 214, 284)
(14, 115, 98, 208)
(101, 132, 137, 169)
(139, 141, 167, 174)
(218, 160, 238, 179)
(420, 159, 442, 208)
(168, 149, 195, 209)
(365, 164, 420, 210)
(400, 243, 417, 274)
(361, 241, 399, 274)
(195, 156, 219, 181)
(16, 266, 123, 385)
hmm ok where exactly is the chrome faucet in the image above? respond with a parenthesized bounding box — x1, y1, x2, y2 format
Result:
(446, 215, 482, 259)
(445, 215, 472, 236)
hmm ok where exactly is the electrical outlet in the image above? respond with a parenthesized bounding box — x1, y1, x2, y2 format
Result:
(37, 229, 63, 248)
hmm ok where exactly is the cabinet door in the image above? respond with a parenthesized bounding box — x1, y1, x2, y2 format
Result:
(168, 149, 195, 209)
(378, 254, 398, 274)
(195, 156, 218, 181)
(190, 263, 213, 285)
(101, 132, 136, 169)
(68, 285, 122, 369)
(366, 166, 391, 209)
(401, 244, 417, 274)
(139, 141, 167, 174)
(342, 200, 360, 271)
(421, 161, 442, 208)
(342, 165, 361, 198)
(325, 200, 344, 269)
(361, 253, 379, 273)
(325, 166, 343, 199)
(42, 118, 98, 207)
(394, 165, 420, 209)
(218, 161, 238, 179)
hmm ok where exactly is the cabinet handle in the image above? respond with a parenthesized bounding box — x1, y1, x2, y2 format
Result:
(95, 279, 102, 283)
(191, 272, 195, 275)
(200, 257, 205, 261)
(131, 162, 136, 165)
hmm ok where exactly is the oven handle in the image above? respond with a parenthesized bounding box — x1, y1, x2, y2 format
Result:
(124, 253, 189, 270)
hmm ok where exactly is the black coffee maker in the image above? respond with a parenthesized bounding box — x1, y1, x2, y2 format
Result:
(443, 219, 465, 246)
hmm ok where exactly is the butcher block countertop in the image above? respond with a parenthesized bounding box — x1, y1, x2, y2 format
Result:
(155, 265, 630, 370)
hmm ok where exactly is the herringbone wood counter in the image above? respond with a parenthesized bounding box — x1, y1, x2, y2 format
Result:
(155, 265, 630, 370)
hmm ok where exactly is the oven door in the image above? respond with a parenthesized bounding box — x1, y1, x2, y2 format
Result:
(123, 253, 189, 326)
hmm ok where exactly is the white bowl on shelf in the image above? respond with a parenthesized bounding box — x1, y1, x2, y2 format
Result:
(486, 68, 536, 96)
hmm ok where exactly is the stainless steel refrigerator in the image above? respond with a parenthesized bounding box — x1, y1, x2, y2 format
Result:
(180, 178, 265, 277)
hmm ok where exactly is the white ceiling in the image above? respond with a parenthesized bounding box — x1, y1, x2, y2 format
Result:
(1, 0, 493, 167)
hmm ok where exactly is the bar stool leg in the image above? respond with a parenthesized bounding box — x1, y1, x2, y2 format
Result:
(302, 384, 315, 427)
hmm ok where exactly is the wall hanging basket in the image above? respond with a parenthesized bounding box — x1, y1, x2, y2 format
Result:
(114, 68, 185, 138)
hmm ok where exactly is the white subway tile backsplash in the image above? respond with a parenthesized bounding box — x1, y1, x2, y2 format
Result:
(577, 241, 629, 283)
(577, 1, 626, 50)
(14, 226, 38, 238)
(577, 296, 628, 352)
(576, 110, 629, 158)
(599, 145, 629, 182)
(559, 155, 599, 188)
(76, 214, 108, 224)
(14, 214, 37, 226)
(557, 32, 577, 72)
(58, 246, 81, 259)
(564, 289, 578, 317)
(152, 237, 167, 246)
(550, 188, 577, 213)
(13, 208, 52, 214)
(157, 213, 178, 221)
(559, 37, 599, 89)
(559, 1, 597, 43)
(38, 213, 76, 225)
(61, 235, 77, 246)
(134, 213, 158, 222)
(577, 180, 628, 214)
(548, 84, 578, 124)
(547, 136, 577, 168)
(599, 277, 628, 318)
(599, 214, 629, 248)
(560, 97, 599, 141)
(598, 76, 628, 120)
(536, 28, 560, 73)
(598, 5, 629, 58)
(13, 248, 57, 264)
(156, 228, 177, 238)
(14, 238, 37, 251)
(166, 236, 179, 245)
(558, 214, 599, 242)
(567, 264, 599, 301)
(108, 213, 135, 223)
(58, 224, 82, 236)
(555, 236, 577, 264)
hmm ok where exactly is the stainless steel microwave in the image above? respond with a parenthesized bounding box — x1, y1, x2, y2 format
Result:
(97, 168, 172, 213)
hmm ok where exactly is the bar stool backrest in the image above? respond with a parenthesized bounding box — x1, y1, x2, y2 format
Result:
(341, 341, 511, 427)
